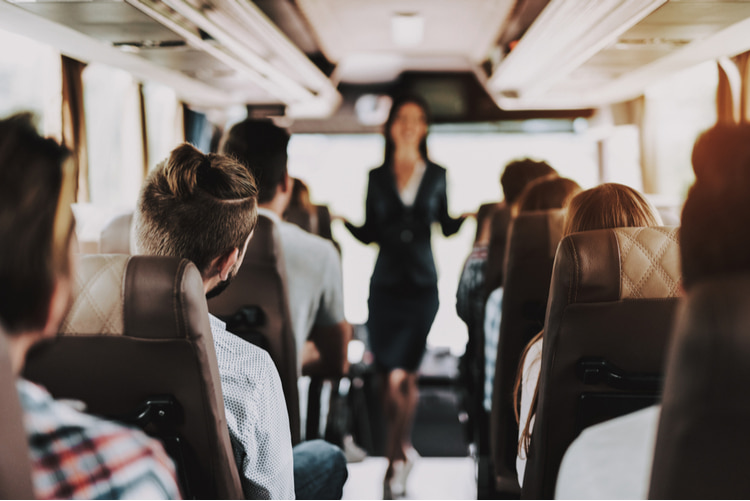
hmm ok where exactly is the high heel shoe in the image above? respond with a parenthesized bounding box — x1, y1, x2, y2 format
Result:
(384, 460, 407, 499)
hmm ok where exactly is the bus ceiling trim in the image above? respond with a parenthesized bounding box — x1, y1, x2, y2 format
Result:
(0, 0, 238, 109)
(487, 0, 668, 101)
(126, 0, 340, 119)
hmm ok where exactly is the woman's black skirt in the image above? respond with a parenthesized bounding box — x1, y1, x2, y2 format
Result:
(367, 283, 439, 372)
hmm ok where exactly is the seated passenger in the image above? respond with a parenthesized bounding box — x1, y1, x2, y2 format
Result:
(284, 178, 317, 234)
(134, 142, 347, 499)
(0, 114, 180, 499)
(482, 176, 581, 412)
(556, 123, 750, 499)
(514, 183, 662, 486)
(223, 119, 351, 379)
(456, 161, 560, 410)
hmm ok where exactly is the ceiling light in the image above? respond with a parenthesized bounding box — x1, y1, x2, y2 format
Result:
(391, 12, 424, 48)
(488, 0, 667, 101)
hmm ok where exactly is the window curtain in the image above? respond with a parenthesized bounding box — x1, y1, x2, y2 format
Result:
(61, 55, 89, 203)
(733, 50, 750, 123)
(717, 57, 740, 125)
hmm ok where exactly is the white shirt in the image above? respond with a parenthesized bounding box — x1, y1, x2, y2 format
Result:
(209, 314, 296, 499)
(517, 337, 543, 486)
(257, 208, 346, 372)
(555, 404, 661, 499)
(398, 160, 426, 207)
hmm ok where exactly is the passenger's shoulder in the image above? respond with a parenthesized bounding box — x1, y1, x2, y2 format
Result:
(280, 222, 336, 254)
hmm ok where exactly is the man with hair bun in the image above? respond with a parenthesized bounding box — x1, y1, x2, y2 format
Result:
(135, 142, 347, 500)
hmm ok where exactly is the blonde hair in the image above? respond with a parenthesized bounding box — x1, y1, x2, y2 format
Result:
(135, 143, 258, 275)
(564, 183, 661, 235)
(514, 183, 661, 456)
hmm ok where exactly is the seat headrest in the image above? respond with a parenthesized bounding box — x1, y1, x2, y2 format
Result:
(649, 274, 750, 498)
(246, 215, 283, 263)
(552, 226, 681, 305)
(62, 254, 208, 340)
(99, 212, 134, 254)
(507, 209, 566, 259)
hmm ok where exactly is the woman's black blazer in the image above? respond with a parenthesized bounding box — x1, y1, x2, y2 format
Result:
(345, 161, 465, 288)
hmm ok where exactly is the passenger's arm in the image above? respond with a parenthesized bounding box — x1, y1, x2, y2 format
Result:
(228, 350, 295, 500)
(303, 244, 350, 377)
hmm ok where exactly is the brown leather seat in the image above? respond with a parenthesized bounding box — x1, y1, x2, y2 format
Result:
(475, 201, 502, 244)
(207, 214, 301, 444)
(490, 209, 566, 495)
(649, 275, 750, 499)
(99, 212, 134, 254)
(0, 327, 34, 499)
(23, 254, 243, 499)
(522, 226, 682, 499)
(485, 204, 512, 297)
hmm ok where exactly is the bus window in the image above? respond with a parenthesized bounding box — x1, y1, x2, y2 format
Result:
(142, 82, 183, 172)
(0, 28, 61, 139)
(644, 61, 718, 202)
(83, 63, 144, 209)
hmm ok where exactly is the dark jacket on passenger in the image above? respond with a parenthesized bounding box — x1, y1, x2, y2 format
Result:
(345, 161, 465, 288)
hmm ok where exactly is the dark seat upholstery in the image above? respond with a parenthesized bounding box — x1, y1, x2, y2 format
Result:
(490, 209, 565, 495)
(475, 201, 502, 244)
(0, 327, 34, 499)
(649, 275, 750, 499)
(23, 255, 243, 499)
(522, 226, 681, 499)
(207, 214, 301, 444)
(485, 204, 512, 296)
(99, 212, 133, 254)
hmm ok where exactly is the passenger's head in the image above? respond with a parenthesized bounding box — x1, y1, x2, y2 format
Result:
(518, 175, 582, 213)
(383, 95, 430, 162)
(134, 143, 258, 291)
(288, 178, 313, 212)
(500, 158, 558, 205)
(563, 183, 661, 236)
(0, 113, 75, 336)
(222, 119, 290, 204)
(681, 123, 750, 291)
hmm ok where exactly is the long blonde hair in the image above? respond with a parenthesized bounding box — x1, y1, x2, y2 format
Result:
(514, 183, 661, 456)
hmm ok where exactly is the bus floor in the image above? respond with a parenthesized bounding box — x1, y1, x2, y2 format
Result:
(343, 348, 476, 499)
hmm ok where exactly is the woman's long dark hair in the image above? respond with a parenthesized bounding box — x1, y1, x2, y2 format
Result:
(382, 94, 431, 164)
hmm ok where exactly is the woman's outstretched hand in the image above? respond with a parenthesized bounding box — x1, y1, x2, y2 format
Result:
(331, 214, 348, 225)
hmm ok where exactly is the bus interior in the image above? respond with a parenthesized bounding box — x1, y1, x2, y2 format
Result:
(2, 0, 750, 499)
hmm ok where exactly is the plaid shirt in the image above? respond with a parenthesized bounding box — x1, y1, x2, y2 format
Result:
(17, 378, 181, 500)
(483, 287, 504, 412)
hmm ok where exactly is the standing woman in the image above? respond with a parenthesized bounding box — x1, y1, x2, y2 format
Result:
(341, 95, 469, 498)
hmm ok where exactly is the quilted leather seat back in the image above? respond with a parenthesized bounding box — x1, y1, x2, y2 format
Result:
(99, 212, 134, 254)
(522, 226, 682, 499)
(0, 328, 34, 499)
(490, 209, 565, 495)
(23, 254, 243, 499)
(207, 214, 300, 444)
(650, 275, 750, 499)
